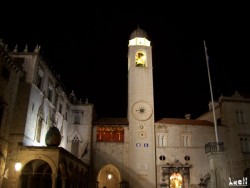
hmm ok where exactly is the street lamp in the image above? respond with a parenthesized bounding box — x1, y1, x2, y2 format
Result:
(15, 162, 22, 171)
(107, 174, 112, 180)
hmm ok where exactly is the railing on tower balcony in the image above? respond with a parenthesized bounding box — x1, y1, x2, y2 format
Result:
(205, 142, 224, 154)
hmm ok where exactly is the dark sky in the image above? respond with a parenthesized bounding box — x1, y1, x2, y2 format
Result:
(1, 8, 249, 120)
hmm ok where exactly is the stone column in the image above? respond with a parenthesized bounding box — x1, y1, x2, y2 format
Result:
(120, 181, 129, 188)
(206, 152, 225, 188)
(27, 175, 32, 188)
(165, 173, 170, 188)
(62, 177, 67, 188)
(51, 174, 57, 188)
(183, 173, 189, 188)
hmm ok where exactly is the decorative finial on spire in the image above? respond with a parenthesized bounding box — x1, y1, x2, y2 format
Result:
(13, 44, 18, 52)
(70, 90, 75, 98)
(34, 44, 41, 52)
(4, 44, 8, 51)
(0, 39, 6, 50)
(70, 90, 77, 104)
(23, 45, 28, 52)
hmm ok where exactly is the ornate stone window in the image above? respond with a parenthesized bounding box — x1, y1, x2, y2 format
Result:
(74, 112, 81, 124)
(181, 134, 191, 147)
(160, 160, 191, 188)
(240, 136, 250, 153)
(157, 134, 167, 147)
(36, 66, 44, 90)
(236, 110, 245, 124)
(48, 80, 54, 103)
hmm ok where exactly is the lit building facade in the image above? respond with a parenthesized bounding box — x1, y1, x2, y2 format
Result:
(0, 42, 92, 187)
(0, 28, 250, 188)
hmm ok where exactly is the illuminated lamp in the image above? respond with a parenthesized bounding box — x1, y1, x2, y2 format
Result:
(107, 174, 112, 180)
(15, 162, 22, 171)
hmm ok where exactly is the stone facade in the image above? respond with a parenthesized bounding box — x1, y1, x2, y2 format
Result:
(1, 28, 250, 188)
(155, 118, 226, 188)
(0, 43, 92, 188)
(91, 118, 129, 188)
(0, 41, 23, 186)
(198, 91, 250, 187)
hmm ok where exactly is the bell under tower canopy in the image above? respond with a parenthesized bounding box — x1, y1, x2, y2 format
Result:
(130, 27, 148, 39)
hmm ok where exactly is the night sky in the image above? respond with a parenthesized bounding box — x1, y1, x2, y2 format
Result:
(1, 8, 249, 120)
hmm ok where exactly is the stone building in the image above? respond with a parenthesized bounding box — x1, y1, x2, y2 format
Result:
(0, 28, 249, 188)
(155, 117, 226, 188)
(0, 42, 92, 187)
(0, 40, 23, 186)
(197, 91, 250, 187)
(91, 118, 129, 188)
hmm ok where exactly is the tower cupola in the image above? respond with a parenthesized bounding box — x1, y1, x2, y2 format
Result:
(129, 27, 150, 46)
(130, 27, 148, 39)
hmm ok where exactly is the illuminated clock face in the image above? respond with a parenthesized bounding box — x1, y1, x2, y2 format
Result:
(132, 102, 153, 121)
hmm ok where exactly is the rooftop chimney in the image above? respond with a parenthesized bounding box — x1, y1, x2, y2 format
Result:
(185, 114, 191, 120)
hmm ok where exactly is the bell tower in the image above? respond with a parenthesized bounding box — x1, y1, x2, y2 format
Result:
(127, 27, 156, 187)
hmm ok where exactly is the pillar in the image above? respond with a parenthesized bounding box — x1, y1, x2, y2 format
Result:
(51, 174, 57, 188)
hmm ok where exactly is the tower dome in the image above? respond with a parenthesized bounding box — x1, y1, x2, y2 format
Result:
(130, 27, 148, 39)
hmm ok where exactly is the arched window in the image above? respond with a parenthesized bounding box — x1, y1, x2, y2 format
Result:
(181, 134, 191, 147)
(240, 136, 250, 153)
(157, 134, 167, 147)
(236, 110, 246, 124)
(36, 66, 44, 90)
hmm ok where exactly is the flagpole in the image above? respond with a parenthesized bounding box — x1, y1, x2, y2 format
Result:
(203, 40, 219, 146)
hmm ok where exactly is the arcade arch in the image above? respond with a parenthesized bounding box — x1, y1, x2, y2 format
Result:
(19, 159, 52, 188)
(97, 164, 121, 188)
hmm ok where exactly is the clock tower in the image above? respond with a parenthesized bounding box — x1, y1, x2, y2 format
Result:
(127, 27, 156, 187)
